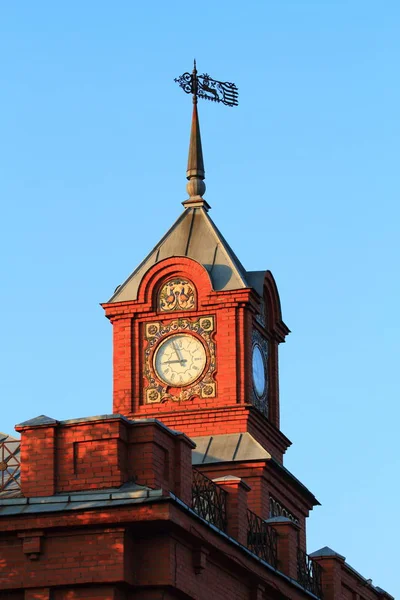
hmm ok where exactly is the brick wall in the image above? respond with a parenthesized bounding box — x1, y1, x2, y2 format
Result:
(15, 417, 194, 503)
(103, 257, 290, 463)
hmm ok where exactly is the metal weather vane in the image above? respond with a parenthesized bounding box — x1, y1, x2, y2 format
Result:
(174, 60, 238, 107)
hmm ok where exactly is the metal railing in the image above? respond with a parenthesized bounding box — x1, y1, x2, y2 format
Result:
(192, 468, 227, 532)
(247, 509, 278, 568)
(0, 440, 21, 495)
(269, 495, 300, 525)
(297, 548, 323, 598)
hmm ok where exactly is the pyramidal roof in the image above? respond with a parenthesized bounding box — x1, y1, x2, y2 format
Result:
(109, 76, 265, 303)
(109, 206, 262, 303)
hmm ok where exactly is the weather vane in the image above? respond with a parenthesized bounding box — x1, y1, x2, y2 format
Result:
(174, 60, 238, 107)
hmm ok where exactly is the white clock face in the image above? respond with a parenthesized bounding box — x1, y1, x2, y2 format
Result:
(252, 344, 266, 397)
(154, 334, 207, 387)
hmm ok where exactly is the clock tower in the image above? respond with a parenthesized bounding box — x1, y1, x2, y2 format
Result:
(102, 98, 291, 465)
(0, 68, 393, 600)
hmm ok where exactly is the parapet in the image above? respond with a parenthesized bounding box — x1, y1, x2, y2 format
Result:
(14, 413, 195, 505)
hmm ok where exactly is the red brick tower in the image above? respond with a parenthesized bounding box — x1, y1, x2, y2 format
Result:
(102, 91, 317, 548)
(0, 72, 394, 600)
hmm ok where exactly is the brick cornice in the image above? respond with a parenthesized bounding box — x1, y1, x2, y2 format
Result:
(0, 496, 319, 599)
(247, 406, 292, 455)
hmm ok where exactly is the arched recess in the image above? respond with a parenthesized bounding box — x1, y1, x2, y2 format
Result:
(136, 256, 214, 310)
(263, 271, 287, 338)
(262, 271, 290, 430)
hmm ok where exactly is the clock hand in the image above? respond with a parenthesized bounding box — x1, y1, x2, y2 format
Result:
(172, 341, 185, 365)
(162, 359, 187, 365)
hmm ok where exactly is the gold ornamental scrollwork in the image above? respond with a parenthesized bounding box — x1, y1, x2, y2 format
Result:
(143, 316, 216, 404)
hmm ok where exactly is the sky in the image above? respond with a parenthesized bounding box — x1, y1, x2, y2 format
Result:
(1, 1, 399, 595)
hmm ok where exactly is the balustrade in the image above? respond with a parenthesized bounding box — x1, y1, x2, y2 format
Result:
(192, 468, 227, 532)
(247, 509, 278, 568)
(297, 548, 323, 598)
(0, 440, 21, 495)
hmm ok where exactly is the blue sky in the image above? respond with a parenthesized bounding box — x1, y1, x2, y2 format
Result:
(1, 1, 399, 595)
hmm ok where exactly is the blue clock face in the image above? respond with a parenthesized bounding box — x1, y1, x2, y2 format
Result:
(252, 344, 266, 397)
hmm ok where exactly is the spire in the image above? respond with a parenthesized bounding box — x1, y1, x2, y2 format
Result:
(175, 60, 238, 209)
(183, 61, 210, 210)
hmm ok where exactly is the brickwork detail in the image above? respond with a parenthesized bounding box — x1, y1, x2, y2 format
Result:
(15, 418, 194, 503)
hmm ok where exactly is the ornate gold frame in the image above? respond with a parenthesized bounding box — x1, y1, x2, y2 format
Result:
(143, 316, 216, 404)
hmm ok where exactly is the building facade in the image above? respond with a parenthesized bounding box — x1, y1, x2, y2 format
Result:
(0, 93, 393, 600)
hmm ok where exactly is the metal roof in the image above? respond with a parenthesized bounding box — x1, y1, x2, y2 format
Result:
(191, 432, 319, 507)
(109, 207, 264, 302)
(0, 482, 164, 517)
(192, 432, 271, 464)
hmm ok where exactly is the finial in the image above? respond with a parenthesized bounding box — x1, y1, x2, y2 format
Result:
(184, 100, 207, 206)
(192, 60, 198, 105)
(174, 63, 239, 209)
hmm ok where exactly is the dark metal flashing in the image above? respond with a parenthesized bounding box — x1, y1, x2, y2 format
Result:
(0, 483, 164, 517)
(269, 458, 320, 507)
(246, 271, 267, 297)
(309, 546, 345, 560)
(232, 433, 243, 461)
(16, 415, 58, 428)
(17, 413, 130, 429)
(343, 562, 393, 598)
(375, 588, 394, 599)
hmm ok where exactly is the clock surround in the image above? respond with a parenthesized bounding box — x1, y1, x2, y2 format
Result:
(143, 315, 217, 404)
(251, 329, 269, 416)
(252, 344, 266, 397)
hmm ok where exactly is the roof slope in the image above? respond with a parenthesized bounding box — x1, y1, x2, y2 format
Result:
(0, 482, 164, 516)
(109, 206, 255, 302)
(192, 432, 271, 464)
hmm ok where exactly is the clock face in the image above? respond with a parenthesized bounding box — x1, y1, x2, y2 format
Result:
(153, 333, 207, 387)
(252, 344, 266, 397)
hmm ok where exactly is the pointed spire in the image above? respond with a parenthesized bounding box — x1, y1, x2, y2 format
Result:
(183, 60, 210, 210)
(187, 100, 205, 181)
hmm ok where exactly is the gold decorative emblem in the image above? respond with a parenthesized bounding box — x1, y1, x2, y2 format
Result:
(143, 316, 216, 404)
(158, 278, 196, 312)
